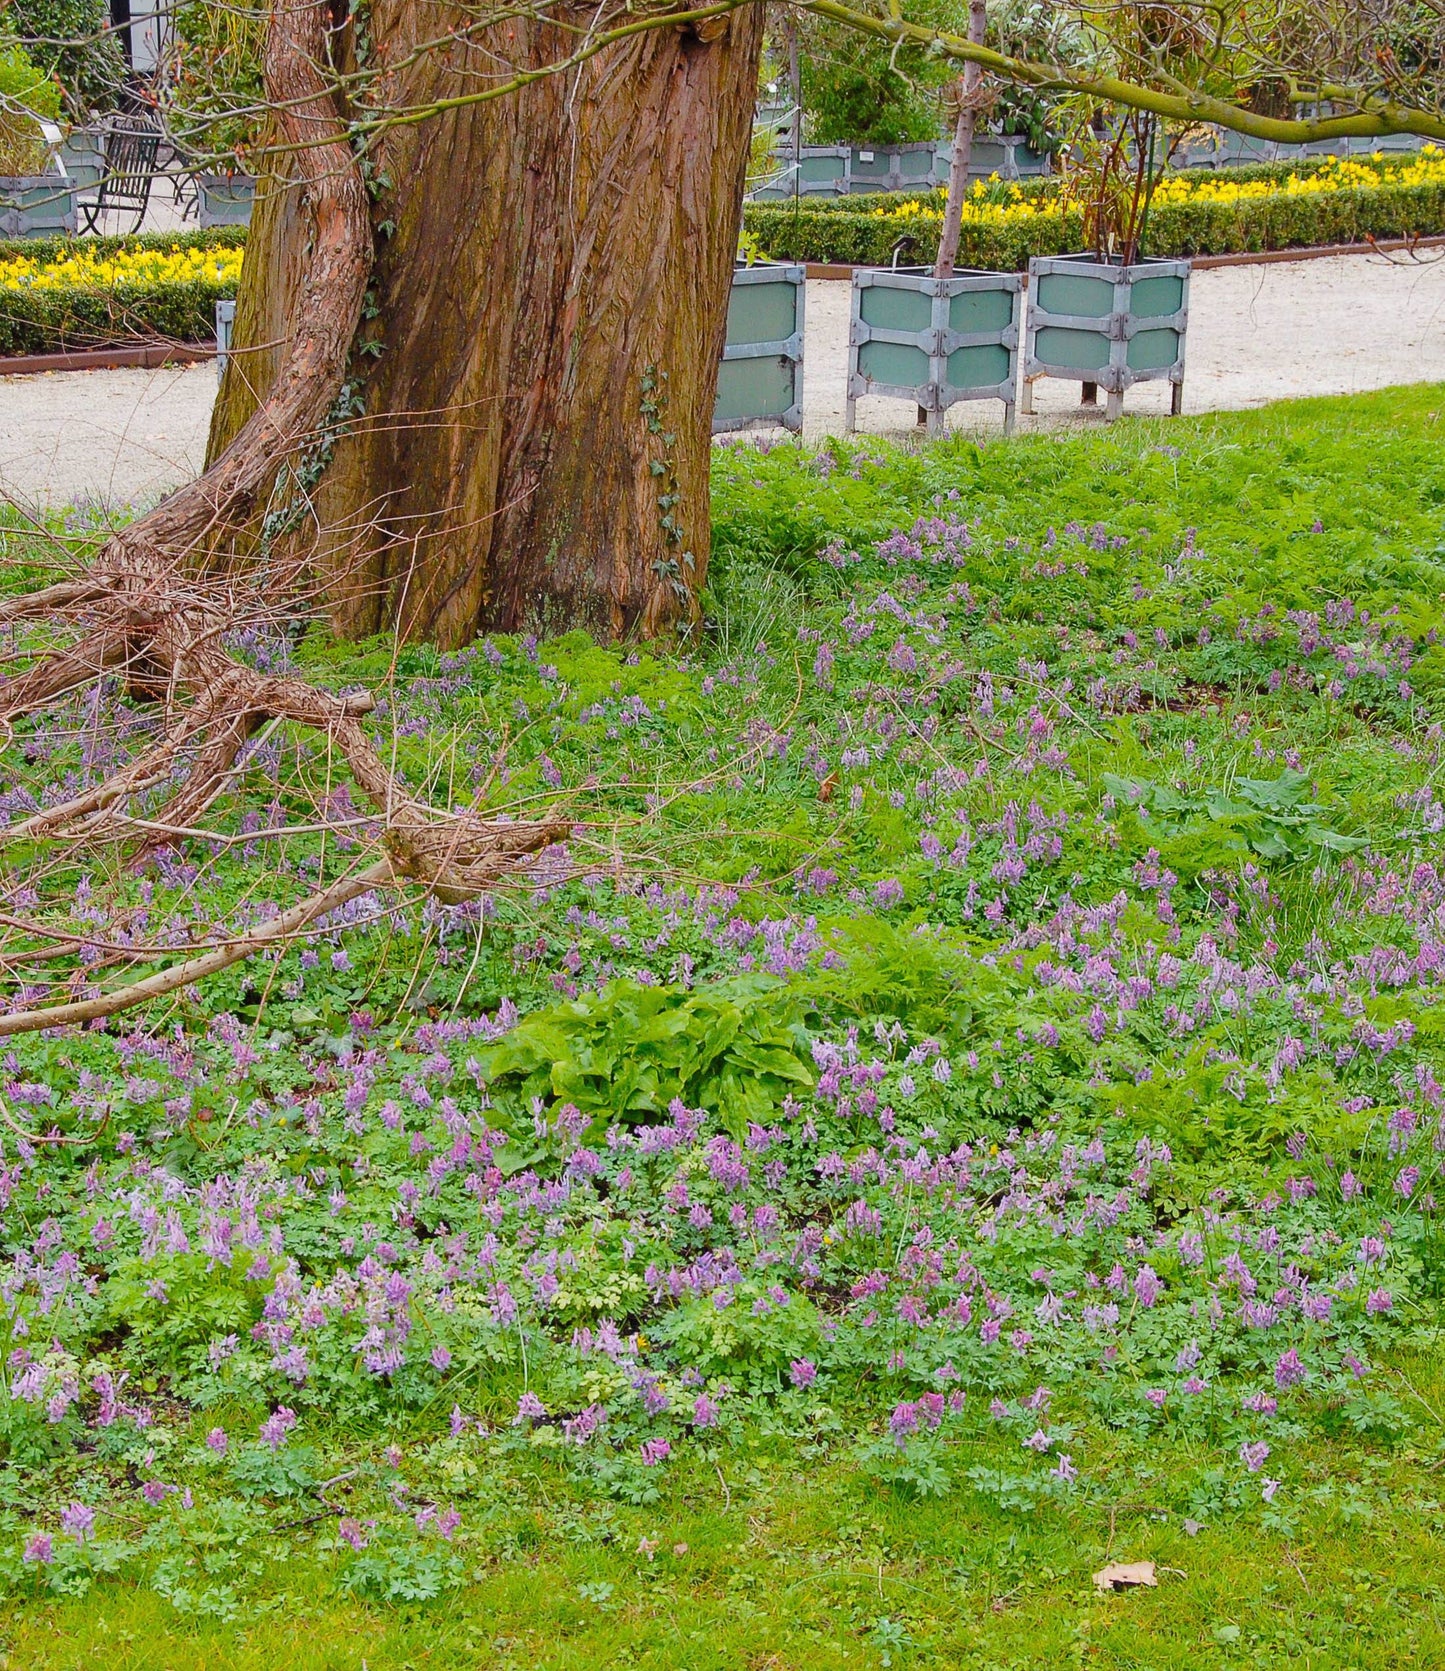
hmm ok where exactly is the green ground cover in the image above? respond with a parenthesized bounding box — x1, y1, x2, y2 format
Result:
(1, 388, 1443, 1666)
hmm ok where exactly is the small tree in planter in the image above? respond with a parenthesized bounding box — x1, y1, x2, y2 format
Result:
(1021, 112, 1190, 420)
(845, 0, 1022, 436)
(0, 41, 77, 237)
(1021, 105, 1190, 421)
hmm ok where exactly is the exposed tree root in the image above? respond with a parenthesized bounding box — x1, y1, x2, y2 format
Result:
(0, 0, 569, 1036)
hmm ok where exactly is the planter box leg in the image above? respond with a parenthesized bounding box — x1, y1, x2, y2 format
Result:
(1105, 389, 1123, 422)
(926, 406, 944, 438)
(1171, 380, 1184, 417)
(845, 393, 857, 433)
(1002, 400, 1016, 439)
(1020, 377, 1035, 416)
(1081, 381, 1098, 407)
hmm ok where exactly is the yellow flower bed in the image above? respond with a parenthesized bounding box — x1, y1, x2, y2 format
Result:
(865, 146, 1445, 227)
(0, 242, 244, 292)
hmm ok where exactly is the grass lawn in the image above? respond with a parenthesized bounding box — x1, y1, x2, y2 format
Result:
(1, 387, 1443, 1668)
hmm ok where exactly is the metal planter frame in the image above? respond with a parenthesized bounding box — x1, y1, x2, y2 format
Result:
(1022, 253, 1190, 421)
(215, 299, 235, 381)
(752, 133, 1051, 200)
(846, 265, 1022, 436)
(0, 176, 77, 237)
(56, 129, 105, 189)
(937, 132, 1052, 184)
(713, 261, 805, 434)
(196, 173, 255, 228)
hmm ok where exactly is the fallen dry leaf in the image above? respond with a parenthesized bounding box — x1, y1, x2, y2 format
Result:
(1093, 1560, 1158, 1592)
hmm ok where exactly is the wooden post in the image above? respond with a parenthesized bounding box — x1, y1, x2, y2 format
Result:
(788, 16, 802, 206)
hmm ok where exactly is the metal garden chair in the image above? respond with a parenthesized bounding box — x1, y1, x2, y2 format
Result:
(78, 116, 162, 235)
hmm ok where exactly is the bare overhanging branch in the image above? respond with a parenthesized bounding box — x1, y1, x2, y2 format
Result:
(297, 0, 1445, 149)
(793, 0, 1445, 144)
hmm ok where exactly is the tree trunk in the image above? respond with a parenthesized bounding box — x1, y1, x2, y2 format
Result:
(933, 0, 986, 280)
(209, 3, 766, 648)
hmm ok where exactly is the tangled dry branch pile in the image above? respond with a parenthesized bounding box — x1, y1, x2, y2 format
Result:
(0, 0, 567, 1037)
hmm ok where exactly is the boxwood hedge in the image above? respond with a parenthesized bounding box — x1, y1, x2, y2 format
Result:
(745, 166, 1445, 270)
(0, 227, 245, 355)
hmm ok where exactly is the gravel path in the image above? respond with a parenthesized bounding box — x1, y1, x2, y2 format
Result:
(2, 359, 217, 513)
(5, 249, 1445, 510)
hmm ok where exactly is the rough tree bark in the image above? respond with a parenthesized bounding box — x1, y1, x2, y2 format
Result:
(0, 0, 569, 1037)
(210, 0, 767, 647)
(933, 0, 987, 279)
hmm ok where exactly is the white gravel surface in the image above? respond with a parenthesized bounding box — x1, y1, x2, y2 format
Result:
(4, 249, 1445, 509)
(1, 359, 217, 512)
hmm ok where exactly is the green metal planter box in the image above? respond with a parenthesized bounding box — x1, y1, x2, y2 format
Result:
(753, 134, 1052, 199)
(1172, 127, 1422, 170)
(215, 299, 235, 381)
(0, 176, 78, 237)
(197, 174, 255, 228)
(850, 142, 939, 193)
(57, 129, 105, 189)
(1022, 253, 1190, 421)
(713, 261, 805, 434)
(847, 265, 1021, 436)
(750, 146, 849, 199)
(752, 145, 933, 198)
(936, 133, 1052, 184)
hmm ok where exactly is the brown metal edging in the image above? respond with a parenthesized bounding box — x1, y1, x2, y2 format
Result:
(0, 342, 216, 377)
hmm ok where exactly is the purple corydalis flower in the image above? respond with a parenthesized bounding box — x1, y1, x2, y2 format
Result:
(1240, 1440, 1270, 1472)
(889, 1402, 919, 1442)
(59, 1502, 94, 1543)
(789, 1359, 817, 1388)
(259, 1406, 297, 1449)
(23, 1533, 53, 1564)
(208, 1334, 239, 1369)
(1133, 1266, 1165, 1308)
(693, 1393, 719, 1428)
(639, 1438, 671, 1467)
(1366, 1288, 1393, 1314)
(513, 1392, 547, 1424)
(206, 1428, 228, 1455)
(1274, 1349, 1306, 1390)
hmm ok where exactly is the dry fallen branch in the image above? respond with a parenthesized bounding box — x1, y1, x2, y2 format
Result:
(0, 0, 569, 1036)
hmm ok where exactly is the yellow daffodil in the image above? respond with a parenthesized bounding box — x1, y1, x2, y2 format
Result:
(860, 147, 1445, 229)
(0, 242, 244, 295)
